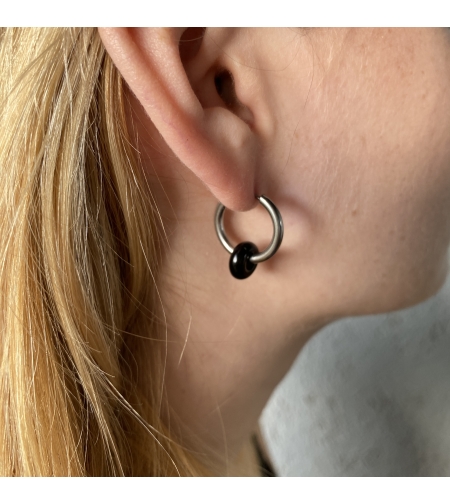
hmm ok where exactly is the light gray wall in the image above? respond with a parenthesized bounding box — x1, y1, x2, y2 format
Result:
(260, 262, 450, 476)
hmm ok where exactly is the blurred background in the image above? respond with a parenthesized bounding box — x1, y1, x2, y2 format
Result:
(260, 260, 450, 476)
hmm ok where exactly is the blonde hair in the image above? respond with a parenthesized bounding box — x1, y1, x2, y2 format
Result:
(0, 27, 208, 476)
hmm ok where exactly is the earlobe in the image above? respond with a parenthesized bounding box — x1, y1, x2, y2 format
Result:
(98, 27, 260, 211)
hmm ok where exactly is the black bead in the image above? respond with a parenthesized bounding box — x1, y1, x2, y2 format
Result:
(229, 242, 259, 279)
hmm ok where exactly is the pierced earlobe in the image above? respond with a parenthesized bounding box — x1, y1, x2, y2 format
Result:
(214, 195, 284, 279)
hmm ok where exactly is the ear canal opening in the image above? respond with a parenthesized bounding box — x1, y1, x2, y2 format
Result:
(214, 67, 254, 126)
(214, 68, 237, 109)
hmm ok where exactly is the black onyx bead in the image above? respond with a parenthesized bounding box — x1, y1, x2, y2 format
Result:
(229, 242, 259, 280)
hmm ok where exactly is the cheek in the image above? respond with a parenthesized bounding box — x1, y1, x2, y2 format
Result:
(323, 131, 450, 313)
(301, 147, 450, 315)
(284, 29, 450, 314)
(351, 72, 450, 307)
(352, 174, 450, 311)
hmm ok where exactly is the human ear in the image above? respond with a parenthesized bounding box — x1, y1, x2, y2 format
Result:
(98, 28, 260, 211)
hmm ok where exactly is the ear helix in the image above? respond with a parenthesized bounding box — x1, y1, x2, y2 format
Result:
(214, 195, 284, 279)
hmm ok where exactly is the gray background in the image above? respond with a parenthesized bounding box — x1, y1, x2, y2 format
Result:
(260, 261, 450, 476)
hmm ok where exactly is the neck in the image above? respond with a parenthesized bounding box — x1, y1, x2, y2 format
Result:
(152, 188, 330, 474)
(126, 92, 333, 473)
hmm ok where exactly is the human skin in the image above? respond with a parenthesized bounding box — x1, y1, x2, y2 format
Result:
(99, 28, 450, 474)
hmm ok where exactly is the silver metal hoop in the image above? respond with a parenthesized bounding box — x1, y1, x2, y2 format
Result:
(214, 195, 284, 264)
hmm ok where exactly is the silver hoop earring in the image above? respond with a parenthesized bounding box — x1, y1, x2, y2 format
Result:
(214, 195, 284, 279)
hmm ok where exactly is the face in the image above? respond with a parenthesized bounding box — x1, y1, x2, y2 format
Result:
(104, 28, 450, 467)
(224, 28, 450, 317)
